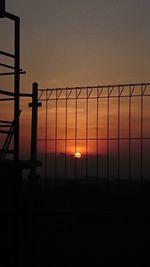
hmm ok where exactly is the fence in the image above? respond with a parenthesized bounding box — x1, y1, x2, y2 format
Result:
(37, 83, 150, 182)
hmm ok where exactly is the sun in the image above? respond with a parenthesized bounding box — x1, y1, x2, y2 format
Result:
(74, 152, 82, 159)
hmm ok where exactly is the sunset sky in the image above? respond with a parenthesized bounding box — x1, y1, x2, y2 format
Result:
(1, 0, 150, 90)
(0, 0, 150, 164)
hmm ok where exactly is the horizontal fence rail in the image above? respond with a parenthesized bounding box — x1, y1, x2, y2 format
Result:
(37, 83, 150, 182)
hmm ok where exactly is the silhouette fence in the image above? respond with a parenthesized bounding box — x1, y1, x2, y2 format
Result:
(37, 83, 150, 181)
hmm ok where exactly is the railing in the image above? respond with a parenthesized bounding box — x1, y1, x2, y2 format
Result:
(37, 83, 150, 182)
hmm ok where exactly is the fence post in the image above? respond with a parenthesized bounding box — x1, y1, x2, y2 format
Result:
(0, 0, 6, 18)
(29, 82, 41, 179)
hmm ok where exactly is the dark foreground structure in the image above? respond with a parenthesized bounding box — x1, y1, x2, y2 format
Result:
(1, 176, 150, 266)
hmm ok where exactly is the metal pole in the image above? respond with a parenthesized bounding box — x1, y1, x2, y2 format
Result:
(141, 85, 144, 182)
(118, 86, 121, 179)
(75, 89, 78, 179)
(65, 89, 68, 178)
(44, 92, 48, 178)
(54, 90, 58, 179)
(129, 85, 131, 180)
(96, 87, 99, 181)
(0, 0, 5, 18)
(85, 89, 89, 179)
(107, 87, 110, 181)
(30, 83, 39, 178)
(14, 16, 20, 164)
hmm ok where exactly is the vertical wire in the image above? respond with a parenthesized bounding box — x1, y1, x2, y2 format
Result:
(54, 90, 58, 179)
(96, 87, 99, 181)
(141, 85, 144, 182)
(75, 89, 77, 179)
(85, 88, 88, 179)
(107, 87, 110, 181)
(129, 85, 131, 180)
(118, 86, 120, 180)
(65, 89, 68, 178)
(44, 91, 48, 178)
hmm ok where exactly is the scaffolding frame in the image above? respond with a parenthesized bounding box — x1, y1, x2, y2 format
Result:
(0, 7, 21, 163)
(0, 2, 41, 178)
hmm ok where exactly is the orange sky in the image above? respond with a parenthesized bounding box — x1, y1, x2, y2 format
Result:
(0, 1, 150, 159)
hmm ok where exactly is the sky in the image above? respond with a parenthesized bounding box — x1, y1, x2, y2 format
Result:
(0, 0, 150, 174)
(1, 0, 150, 91)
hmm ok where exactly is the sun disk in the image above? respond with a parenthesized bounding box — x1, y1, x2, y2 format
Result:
(74, 152, 81, 159)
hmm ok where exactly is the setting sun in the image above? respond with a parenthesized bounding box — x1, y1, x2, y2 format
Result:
(74, 152, 82, 159)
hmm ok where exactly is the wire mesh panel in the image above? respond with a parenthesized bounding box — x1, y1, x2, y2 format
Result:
(37, 83, 150, 182)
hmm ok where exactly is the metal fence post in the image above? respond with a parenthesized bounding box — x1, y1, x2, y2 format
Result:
(29, 82, 41, 179)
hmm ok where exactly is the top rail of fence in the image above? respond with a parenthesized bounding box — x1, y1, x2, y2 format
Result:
(39, 82, 150, 92)
(38, 82, 150, 101)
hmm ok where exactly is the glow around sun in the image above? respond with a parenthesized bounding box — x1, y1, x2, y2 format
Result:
(74, 152, 82, 159)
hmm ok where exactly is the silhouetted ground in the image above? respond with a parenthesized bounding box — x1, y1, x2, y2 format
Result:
(1, 176, 150, 266)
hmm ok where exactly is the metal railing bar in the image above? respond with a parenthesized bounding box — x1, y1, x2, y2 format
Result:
(0, 50, 15, 58)
(39, 82, 150, 92)
(67, 89, 72, 99)
(0, 120, 12, 124)
(38, 90, 43, 101)
(39, 94, 150, 101)
(0, 90, 15, 96)
(37, 137, 150, 141)
(0, 71, 26, 76)
(0, 62, 22, 71)
(0, 98, 14, 101)
(19, 93, 32, 97)
(0, 125, 12, 128)
(0, 130, 13, 134)
(0, 92, 31, 97)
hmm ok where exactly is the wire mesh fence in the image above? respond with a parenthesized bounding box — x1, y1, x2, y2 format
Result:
(37, 83, 150, 182)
